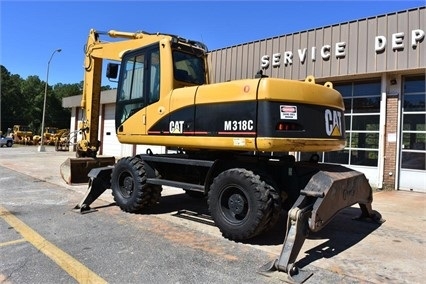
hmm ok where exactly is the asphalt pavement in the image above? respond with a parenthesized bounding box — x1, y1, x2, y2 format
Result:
(0, 145, 425, 283)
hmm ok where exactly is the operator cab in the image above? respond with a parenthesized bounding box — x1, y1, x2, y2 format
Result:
(113, 38, 207, 129)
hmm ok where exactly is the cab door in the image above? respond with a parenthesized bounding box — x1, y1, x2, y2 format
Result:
(144, 47, 169, 135)
(116, 44, 161, 141)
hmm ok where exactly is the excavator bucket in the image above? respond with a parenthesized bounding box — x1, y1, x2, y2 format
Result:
(60, 157, 115, 184)
(262, 164, 384, 283)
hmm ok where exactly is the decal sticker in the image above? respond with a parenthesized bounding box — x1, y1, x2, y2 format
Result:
(280, 105, 297, 120)
(324, 109, 342, 136)
(169, 121, 185, 134)
(224, 120, 254, 131)
(233, 138, 246, 146)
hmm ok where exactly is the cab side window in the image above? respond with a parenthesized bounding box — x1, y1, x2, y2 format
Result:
(149, 50, 160, 104)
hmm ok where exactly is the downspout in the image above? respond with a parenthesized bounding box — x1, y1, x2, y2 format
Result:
(394, 75, 402, 190)
(378, 73, 387, 189)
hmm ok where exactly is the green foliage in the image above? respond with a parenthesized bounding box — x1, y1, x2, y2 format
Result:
(1, 66, 22, 132)
(0, 65, 85, 134)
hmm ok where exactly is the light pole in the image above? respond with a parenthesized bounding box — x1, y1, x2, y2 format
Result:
(38, 48, 62, 152)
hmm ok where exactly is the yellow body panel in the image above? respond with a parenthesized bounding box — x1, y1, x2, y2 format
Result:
(256, 137, 345, 152)
(116, 135, 344, 153)
(195, 79, 259, 104)
(118, 135, 257, 151)
(117, 77, 345, 152)
(257, 78, 344, 109)
(169, 87, 198, 113)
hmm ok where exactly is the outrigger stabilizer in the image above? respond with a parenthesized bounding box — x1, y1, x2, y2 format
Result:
(260, 164, 384, 283)
(73, 166, 114, 213)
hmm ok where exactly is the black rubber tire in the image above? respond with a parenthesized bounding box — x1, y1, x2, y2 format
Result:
(258, 182, 282, 233)
(208, 168, 275, 241)
(111, 156, 161, 212)
(147, 183, 162, 206)
(6, 141, 12, 147)
(146, 168, 162, 206)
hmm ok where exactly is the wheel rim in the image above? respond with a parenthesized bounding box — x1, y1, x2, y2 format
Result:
(118, 172, 134, 198)
(219, 185, 248, 224)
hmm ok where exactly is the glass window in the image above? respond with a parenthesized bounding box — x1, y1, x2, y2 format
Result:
(403, 75, 425, 112)
(404, 76, 426, 93)
(353, 81, 381, 97)
(335, 85, 352, 97)
(352, 115, 380, 131)
(350, 133, 379, 149)
(149, 50, 160, 104)
(343, 99, 351, 112)
(404, 94, 426, 111)
(173, 51, 205, 85)
(132, 55, 144, 99)
(345, 116, 351, 130)
(403, 114, 426, 131)
(402, 133, 426, 150)
(119, 55, 144, 101)
(401, 75, 426, 170)
(120, 60, 133, 101)
(401, 152, 426, 170)
(352, 97, 381, 113)
(324, 150, 349, 164)
(116, 46, 161, 127)
(350, 150, 378, 166)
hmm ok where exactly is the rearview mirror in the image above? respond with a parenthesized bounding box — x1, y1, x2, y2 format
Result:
(106, 63, 119, 79)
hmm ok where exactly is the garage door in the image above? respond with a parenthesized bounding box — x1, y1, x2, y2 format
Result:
(399, 75, 426, 192)
(102, 104, 122, 157)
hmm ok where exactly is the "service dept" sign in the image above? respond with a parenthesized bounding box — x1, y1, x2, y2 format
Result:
(260, 29, 424, 69)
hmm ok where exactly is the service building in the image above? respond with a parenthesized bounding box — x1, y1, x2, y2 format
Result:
(63, 7, 426, 192)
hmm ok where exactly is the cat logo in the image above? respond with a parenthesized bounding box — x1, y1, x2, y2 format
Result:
(169, 121, 185, 134)
(325, 109, 342, 137)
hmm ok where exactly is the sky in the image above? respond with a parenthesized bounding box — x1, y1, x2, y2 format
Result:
(1, 0, 424, 86)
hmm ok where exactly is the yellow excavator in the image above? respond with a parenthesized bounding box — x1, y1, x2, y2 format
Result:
(61, 29, 383, 282)
(11, 125, 33, 144)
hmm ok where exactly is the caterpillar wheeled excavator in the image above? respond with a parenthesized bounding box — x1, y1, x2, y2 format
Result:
(61, 29, 383, 282)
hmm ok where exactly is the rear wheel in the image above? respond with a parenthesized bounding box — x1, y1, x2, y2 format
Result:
(208, 168, 276, 241)
(111, 156, 162, 212)
(6, 141, 12, 147)
(258, 181, 282, 232)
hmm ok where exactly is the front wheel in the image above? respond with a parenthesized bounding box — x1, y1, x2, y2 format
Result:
(111, 156, 162, 213)
(208, 168, 277, 241)
(6, 141, 12, 147)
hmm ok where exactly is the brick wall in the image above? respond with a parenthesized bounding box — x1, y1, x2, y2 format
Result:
(383, 96, 399, 190)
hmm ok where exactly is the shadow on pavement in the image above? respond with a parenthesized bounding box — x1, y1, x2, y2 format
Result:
(85, 190, 383, 268)
(295, 207, 383, 269)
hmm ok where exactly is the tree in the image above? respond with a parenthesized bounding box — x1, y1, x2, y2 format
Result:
(1, 65, 23, 134)
(1, 64, 111, 136)
(54, 83, 82, 98)
(20, 75, 45, 132)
